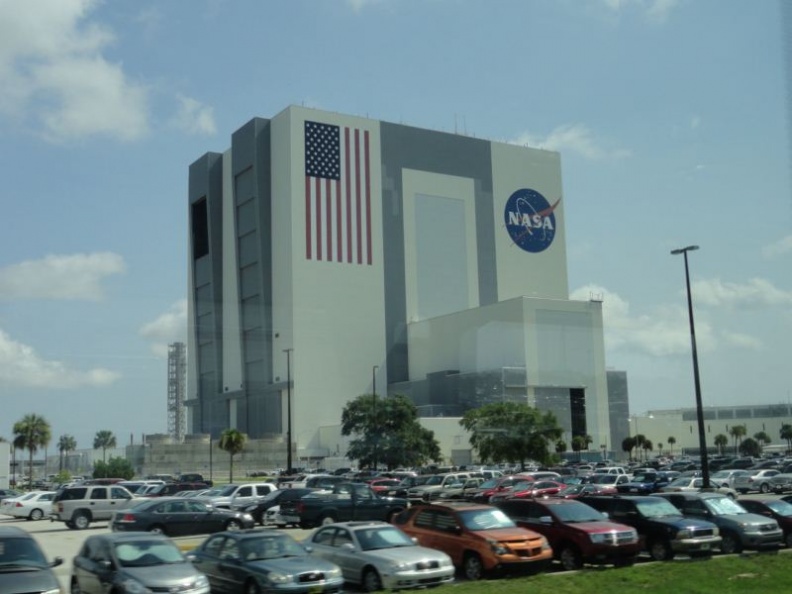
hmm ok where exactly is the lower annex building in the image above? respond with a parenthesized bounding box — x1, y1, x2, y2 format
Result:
(186, 105, 611, 466)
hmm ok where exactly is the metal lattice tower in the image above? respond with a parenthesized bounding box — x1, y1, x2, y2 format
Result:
(167, 342, 187, 442)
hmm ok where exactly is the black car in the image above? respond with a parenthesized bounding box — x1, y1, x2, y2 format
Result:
(0, 526, 63, 594)
(110, 496, 255, 536)
(189, 529, 344, 594)
(71, 532, 210, 593)
(243, 488, 317, 526)
(579, 495, 722, 561)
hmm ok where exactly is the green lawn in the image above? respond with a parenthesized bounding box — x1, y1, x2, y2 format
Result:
(446, 551, 791, 594)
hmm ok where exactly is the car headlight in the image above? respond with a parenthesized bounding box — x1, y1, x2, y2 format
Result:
(195, 574, 210, 589)
(387, 559, 412, 571)
(540, 536, 551, 551)
(120, 577, 152, 594)
(326, 566, 343, 578)
(267, 571, 292, 584)
(242, 513, 254, 521)
(439, 556, 454, 568)
(589, 532, 614, 544)
(487, 539, 509, 555)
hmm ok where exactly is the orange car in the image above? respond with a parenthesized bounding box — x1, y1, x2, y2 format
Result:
(391, 501, 553, 580)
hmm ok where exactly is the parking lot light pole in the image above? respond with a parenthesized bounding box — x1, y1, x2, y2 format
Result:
(284, 348, 294, 474)
(671, 245, 710, 488)
(372, 365, 379, 471)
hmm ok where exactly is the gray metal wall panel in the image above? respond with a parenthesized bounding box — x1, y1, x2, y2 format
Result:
(379, 123, 496, 383)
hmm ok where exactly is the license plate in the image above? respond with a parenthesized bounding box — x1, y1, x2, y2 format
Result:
(630, 488, 638, 492)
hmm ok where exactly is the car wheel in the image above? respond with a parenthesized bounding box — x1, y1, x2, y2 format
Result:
(362, 567, 383, 592)
(559, 545, 583, 571)
(148, 525, 167, 535)
(320, 514, 337, 526)
(65, 521, 76, 529)
(648, 539, 674, 561)
(245, 579, 262, 594)
(29, 508, 44, 521)
(759, 483, 771, 494)
(720, 532, 742, 555)
(71, 577, 83, 594)
(72, 512, 91, 530)
(226, 519, 243, 531)
(785, 532, 792, 548)
(462, 552, 485, 580)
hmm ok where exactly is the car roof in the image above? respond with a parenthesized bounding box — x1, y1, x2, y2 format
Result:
(412, 501, 493, 511)
(0, 526, 33, 538)
(87, 532, 172, 544)
(319, 521, 391, 529)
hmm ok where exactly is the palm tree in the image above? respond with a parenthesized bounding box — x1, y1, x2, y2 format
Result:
(780, 424, 792, 453)
(58, 434, 77, 472)
(633, 434, 647, 462)
(729, 425, 747, 455)
(13, 413, 51, 485)
(93, 430, 117, 464)
(667, 436, 676, 456)
(622, 436, 637, 462)
(219, 429, 248, 483)
(714, 433, 729, 456)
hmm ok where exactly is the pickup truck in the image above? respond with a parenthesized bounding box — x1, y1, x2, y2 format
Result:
(279, 482, 407, 529)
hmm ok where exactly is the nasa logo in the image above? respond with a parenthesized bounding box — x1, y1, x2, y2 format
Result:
(504, 188, 561, 253)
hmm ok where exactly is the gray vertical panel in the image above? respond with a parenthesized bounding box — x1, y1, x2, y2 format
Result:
(189, 152, 225, 436)
(379, 123, 496, 382)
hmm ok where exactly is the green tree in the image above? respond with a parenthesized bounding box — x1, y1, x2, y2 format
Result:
(633, 434, 647, 462)
(342, 394, 441, 470)
(219, 428, 247, 483)
(555, 440, 567, 455)
(739, 437, 761, 458)
(93, 430, 117, 464)
(622, 436, 637, 462)
(667, 436, 676, 456)
(729, 425, 747, 455)
(13, 413, 51, 485)
(753, 431, 771, 450)
(714, 433, 729, 456)
(459, 402, 562, 469)
(57, 434, 77, 473)
(781, 424, 792, 453)
(642, 439, 654, 460)
(93, 456, 135, 480)
(571, 435, 592, 462)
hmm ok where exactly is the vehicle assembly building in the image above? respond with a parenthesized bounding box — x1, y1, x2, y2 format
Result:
(187, 105, 610, 465)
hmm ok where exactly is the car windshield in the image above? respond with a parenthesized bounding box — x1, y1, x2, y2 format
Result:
(241, 535, 306, 560)
(551, 503, 606, 523)
(667, 478, 694, 488)
(114, 541, 185, 567)
(589, 475, 616, 485)
(0, 537, 49, 570)
(458, 508, 515, 531)
(635, 499, 682, 518)
(704, 497, 748, 516)
(423, 476, 444, 486)
(356, 526, 414, 550)
(478, 479, 499, 489)
(631, 474, 656, 482)
(766, 500, 792, 517)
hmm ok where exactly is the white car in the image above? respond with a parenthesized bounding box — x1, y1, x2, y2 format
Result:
(1, 491, 56, 520)
(659, 477, 737, 498)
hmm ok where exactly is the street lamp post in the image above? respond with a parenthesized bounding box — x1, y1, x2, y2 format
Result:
(284, 349, 294, 474)
(671, 245, 710, 488)
(372, 365, 379, 471)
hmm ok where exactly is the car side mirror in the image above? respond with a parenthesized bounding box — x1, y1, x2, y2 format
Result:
(341, 543, 356, 552)
(539, 515, 553, 524)
(51, 557, 64, 568)
(601, 512, 609, 519)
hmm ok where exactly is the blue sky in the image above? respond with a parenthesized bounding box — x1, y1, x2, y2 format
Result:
(0, 0, 790, 451)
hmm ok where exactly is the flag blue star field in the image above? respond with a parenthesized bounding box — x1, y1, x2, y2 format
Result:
(304, 120, 372, 265)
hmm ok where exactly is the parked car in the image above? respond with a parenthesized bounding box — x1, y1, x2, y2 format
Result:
(423, 477, 485, 502)
(615, 471, 678, 495)
(381, 475, 432, 499)
(658, 477, 737, 498)
(466, 475, 536, 504)
(0, 526, 63, 594)
(0, 491, 55, 521)
(737, 498, 792, 547)
(50, 484, 137, 529)
(391, 501, 553, 580)
(489, 480, 566, 503)
(578, 495, 722, 561)
(554, 483, 616, 498)
(197, 483, 279, 509)
(243, 488, 317, 526)
(110, 496, 255, 536)
(0, 489, 23, 503)
(733, 469, 781, 494)
(495, 498, 641, 570)
(304, 520, 455, 591)
(139, 482, 210, 497)
(405, 473, 473, 504)
(71, 532, 210, 594)
(709, 469, 750, 489)
(584, 474, 632, 489)
(655, 492, 783, 554)
(368, 479, 403, 495)
(189, 528, 344, 593)
(767, 473, 792, 493)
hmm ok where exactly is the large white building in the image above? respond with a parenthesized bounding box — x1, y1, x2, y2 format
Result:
(186, 105, 611, 465)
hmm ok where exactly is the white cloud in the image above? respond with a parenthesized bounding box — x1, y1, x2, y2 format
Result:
(721, 331, 762, 350)
(169, 95, 216, 136)
(601, 0, 680, 23)
(0, 0, 150, 142)
(0, 328, 119, 388)
(691, 278, 792, 308)
(512, 123, 631, 160)
(0, 253, 125, 301)
(762, 235, 792, 258)
(139, 300, 187, 357)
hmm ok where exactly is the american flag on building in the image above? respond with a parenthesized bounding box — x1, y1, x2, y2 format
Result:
(304, 120, 372, 265)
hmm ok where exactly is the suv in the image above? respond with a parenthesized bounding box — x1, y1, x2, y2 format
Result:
(405, 473, 472, 504)
(392, 501, 553, 580)
(495, 498, 641, 570)
(51, 484, 136, 529)
(655, 492, 783, 554)
(578, 495, 722, 561)
(198, 483, 278, 509)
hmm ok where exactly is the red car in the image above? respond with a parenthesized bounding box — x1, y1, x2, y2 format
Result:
(368, 478, 402, 494)
(468, 475, 536, 504)
(490, 480, 566, 503)
(495, 498, 641, 570)
(555, 483, 616, 498)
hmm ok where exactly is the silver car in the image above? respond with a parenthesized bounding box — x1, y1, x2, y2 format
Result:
(305, 521, 455, 591)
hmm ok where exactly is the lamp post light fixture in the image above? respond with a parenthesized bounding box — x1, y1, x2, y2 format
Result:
(284, 348, 294, 474)
(671, 245, 710, 488)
